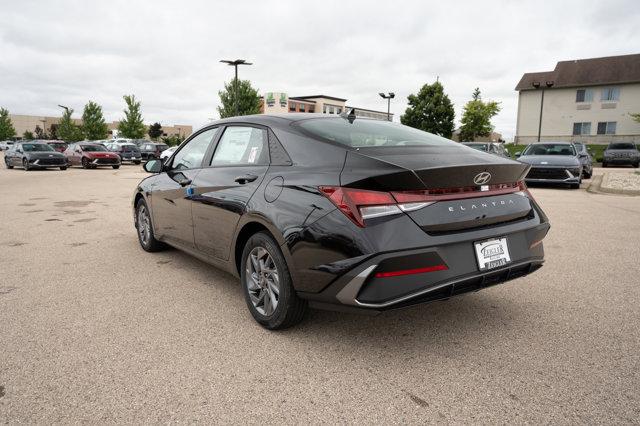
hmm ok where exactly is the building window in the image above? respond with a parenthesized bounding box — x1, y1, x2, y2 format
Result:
(601, 87, 619, 101)
(575, 89, 593, 102)
(308, 107, 315, 113)
(299, 103, 305, 112)
(289, 102, 297, 112)
(572, 122, 591, 135)
(597, 122, 616, 135)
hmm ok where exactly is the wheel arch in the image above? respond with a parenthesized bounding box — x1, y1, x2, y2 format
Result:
(231, 216, 295, 281)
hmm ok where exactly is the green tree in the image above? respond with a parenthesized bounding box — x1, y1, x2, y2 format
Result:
(148, 122, 163, 140)
(0, 108, 17, 140)
(81, 101, 108, 140)
(631, 113, 640, 123)
(117, 94, 146, 138)
(217, 79, 261, 118)
(161, 134, 184, 147)
(401, 81, 455, 138)
(57, 108, 84, 142)
(458, 88, 501, 142)
(23, 130, 34, 139)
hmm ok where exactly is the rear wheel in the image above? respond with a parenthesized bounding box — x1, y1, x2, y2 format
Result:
(134, 161, 141, 165)
(634, 162, 639, 168)
(60, 166, 67, 171)
(112, 165, 120, 169)
(570, 183, 580, 189)
(602, 162, 607, 168)
(241, 232, 307, 330)
(135, 199, 166, 252)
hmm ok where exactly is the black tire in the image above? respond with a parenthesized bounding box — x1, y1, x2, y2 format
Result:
(570, 183, 580, 189)
(60, 166, 67, 171)
(134, 161, 141, 165)
(240, 232, 307, 330)
(634, 162, 639, 168)
(602, 162, 607, 168)
(81, 157, 90, 169)
(112, 165, 120, 169)
(135, 198, 166, 252)
(5, 159, 13, 169)
(22, 158, 30, 171)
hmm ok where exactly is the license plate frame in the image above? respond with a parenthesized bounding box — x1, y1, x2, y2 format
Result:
(474, 237, 511, 271)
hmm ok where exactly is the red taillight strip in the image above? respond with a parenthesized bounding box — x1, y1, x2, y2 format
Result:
(374, 264, 448, 278)
(392, 182, 520, 202)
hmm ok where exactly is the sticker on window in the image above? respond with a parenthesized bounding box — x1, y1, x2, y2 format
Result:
(247, 146, 258, 163)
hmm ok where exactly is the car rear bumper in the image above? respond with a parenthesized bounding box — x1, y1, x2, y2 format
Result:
(298, 221, 549, 313)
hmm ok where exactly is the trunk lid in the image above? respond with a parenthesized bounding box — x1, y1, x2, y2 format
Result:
(340, 146, 533, 232)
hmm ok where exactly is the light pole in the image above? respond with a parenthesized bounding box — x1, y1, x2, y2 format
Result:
(220, 59, 253, 117)
(379, 92, 395, 121)
(532, 81, 554, 142)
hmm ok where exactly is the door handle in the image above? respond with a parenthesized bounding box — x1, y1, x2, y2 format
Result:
(234, 174, 259, 184)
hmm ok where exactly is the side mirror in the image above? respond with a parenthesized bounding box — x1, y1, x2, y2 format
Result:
(514, 151, 521, 158)
(144, 159, 163, 173)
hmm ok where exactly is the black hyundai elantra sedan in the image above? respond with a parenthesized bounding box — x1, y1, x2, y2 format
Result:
(133, 113, 550, 329)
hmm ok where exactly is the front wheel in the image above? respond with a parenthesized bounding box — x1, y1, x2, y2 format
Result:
(241, 232, 307, 330)
(112, 165, 120, 169)
(602, 162, 607, 168)
(60, 166, 67, 171)
(81, 157, 90, 169)
(5, 159, 13, 169)
(22, 158, 30, 171)
(634, 162, 639, 168)
(134, 161, 141, 165)
(135, 199, 166, 252)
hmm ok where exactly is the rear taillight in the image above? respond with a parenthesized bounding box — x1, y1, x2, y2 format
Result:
(320, 182, 526, 228)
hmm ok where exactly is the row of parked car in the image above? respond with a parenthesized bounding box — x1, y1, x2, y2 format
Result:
(1, 139, 172, 171)
(461, 141, 639, 189)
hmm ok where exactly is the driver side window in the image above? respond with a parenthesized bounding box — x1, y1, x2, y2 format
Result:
(170, 127, 218, 170)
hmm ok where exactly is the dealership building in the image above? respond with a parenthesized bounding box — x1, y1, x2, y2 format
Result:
(515, 53, 640, 144)
(8, 114, 192, 140)
(260, 93, 394, 121)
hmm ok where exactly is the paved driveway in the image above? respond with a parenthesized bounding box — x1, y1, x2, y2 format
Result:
(1, 161, 639, 423)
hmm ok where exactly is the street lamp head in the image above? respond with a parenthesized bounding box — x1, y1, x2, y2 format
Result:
(379, 93, 386, 98)
(545, 81, 554, 88)
(532, 81, 541, 89)
(220, 59, 253, 66)
(389, 92, 395, 98)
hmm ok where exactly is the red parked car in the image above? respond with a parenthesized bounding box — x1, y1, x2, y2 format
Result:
(45, 140, 68, 153)
(64, 143, 121, 169)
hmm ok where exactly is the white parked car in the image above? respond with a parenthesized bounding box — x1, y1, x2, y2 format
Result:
(160, 146, 177, 161)
(0, 140, 15, 151)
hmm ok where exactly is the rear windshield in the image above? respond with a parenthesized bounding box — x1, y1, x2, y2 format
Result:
(608, 143, 637, 150)
(522, 143, 576, 156)
(81, 145, 108, 152)
(22, 143, 54, 152)
(157, 144, 169, 151)
(297, 118, 452, 148)
(121, 144, 139, 152)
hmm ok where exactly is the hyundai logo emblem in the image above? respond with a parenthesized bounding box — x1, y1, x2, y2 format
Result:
(473, 172, 492, 185)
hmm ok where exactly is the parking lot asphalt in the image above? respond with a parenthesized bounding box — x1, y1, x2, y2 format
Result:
(1, 159, 639, 423)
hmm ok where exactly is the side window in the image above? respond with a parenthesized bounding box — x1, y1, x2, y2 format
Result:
(210, 126, 267, 167)
(170, 128, 218, 170)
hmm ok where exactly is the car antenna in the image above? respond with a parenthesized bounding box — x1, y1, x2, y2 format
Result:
(340, 108, 357, 124)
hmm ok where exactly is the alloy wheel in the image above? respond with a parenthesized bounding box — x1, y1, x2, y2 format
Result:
(137, 205, 151, 246)
(245, 246, 280, 316)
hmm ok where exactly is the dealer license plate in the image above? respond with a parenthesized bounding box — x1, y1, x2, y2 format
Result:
(474, 237, 511, 271)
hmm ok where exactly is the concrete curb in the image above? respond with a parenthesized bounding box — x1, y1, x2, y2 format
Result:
(588, 174, 640, 196)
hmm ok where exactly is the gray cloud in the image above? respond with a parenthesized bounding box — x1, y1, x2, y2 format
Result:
(1, 0, 638, 139)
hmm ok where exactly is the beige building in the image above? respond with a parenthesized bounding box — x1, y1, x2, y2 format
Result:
(260, 93, 393, 121)
(8, 114, 192, 140)
(515, 54, 640, 145)
(451, 130, 503, 143)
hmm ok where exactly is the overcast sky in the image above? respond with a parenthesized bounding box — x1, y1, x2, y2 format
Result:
(1, 0, 639, 140)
